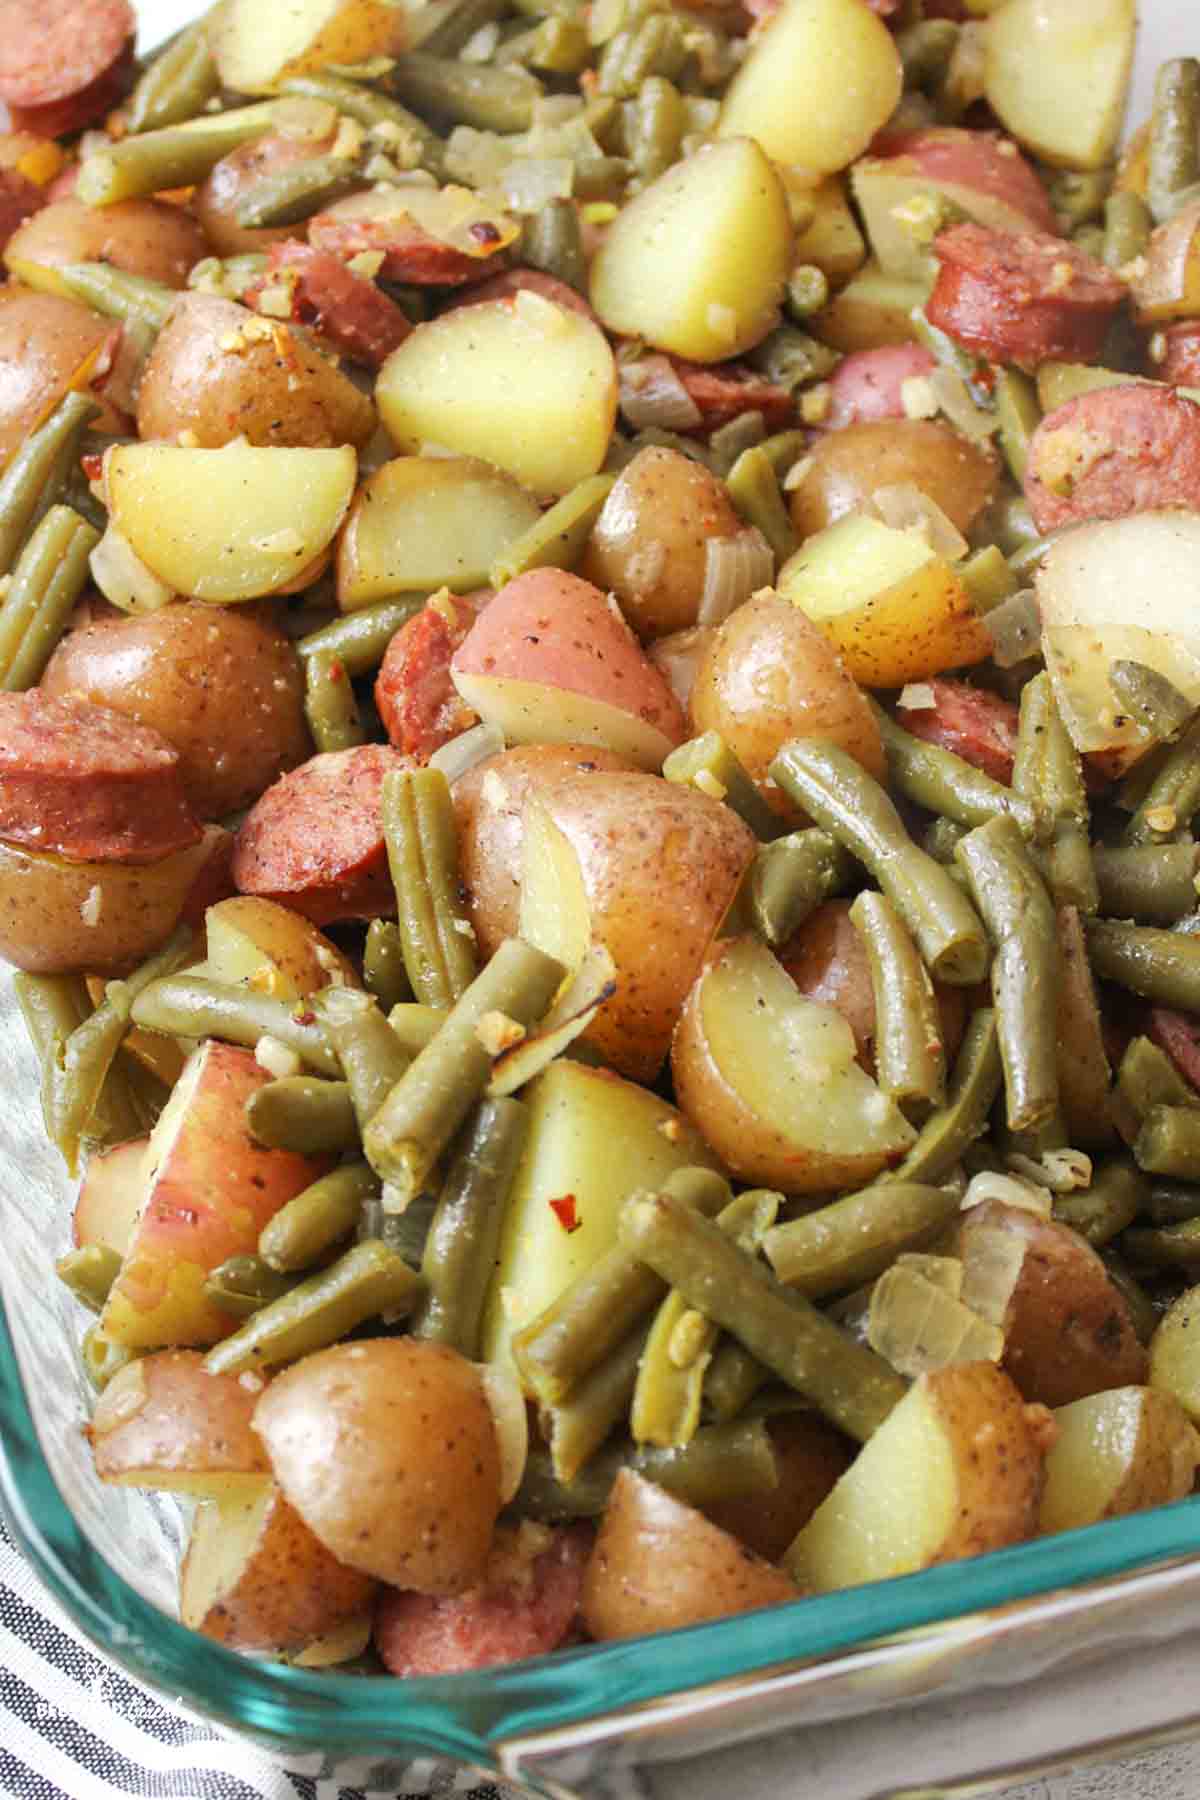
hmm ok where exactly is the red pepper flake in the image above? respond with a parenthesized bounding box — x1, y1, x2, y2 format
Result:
(549, 1193, 581, 1233)
(469, 220, 502, 247)
(327, 657, 346, 684)
(81, 452, 104, 482)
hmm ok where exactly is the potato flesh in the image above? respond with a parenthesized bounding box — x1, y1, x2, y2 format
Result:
(589, 137, 792, 363)
(1150, 1285, 1200, 1424)
(377, 298, 617, 499)
(1039, 1387, 1200, 1535)
(205, 896, 359, 1000)
(784, 174, 866, 285)
(811, 260, 926, 353)
(851, 167, 1047, 286)
(106, 442, 356, 603)
(984, 0, 1135, 171)
(211, 0, 400, 95)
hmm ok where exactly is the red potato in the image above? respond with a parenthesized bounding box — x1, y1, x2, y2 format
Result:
(450, 569, 687, 771)
(196, 133, 337, 260)
(374, 591, 490, 762)
(232, 744, 413, 926)
(0, 286, 120, 467)
(4, 198, 208, 297)
(246, 242, 412, 370)
(1023, 385, 1200, 533)
(90, 1350, 270, 1497)
(99, 1041, 331, 1352)
(1148, 1008, 1200, 1097)
(866, 130, 1058, 234)
(822, 344, 938, 430)
(703, 1413, 855, 1563)
(204, 896, 359, 1001)
(927, 223, 1127, 370)
(894, 678, 1019, 785)
(374, 1522, 591, 1676)
(0, 168, 44, 255)
(72, 1138, 149, 1257)
(785, 418, 999, 542)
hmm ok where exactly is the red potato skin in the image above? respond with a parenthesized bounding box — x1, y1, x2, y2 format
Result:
(1157, 322, 1200, 388)
(0, 693, 200, 865)
(823, 344, 938, 430)
(894, 678, 1020, 785)
(0, 0, 133, 109)
(245, 243, 412, 370)
(375, 590, 491, 762)
(232, 744, 413, 926)
(1147, 1008, 1200, 1097)
(0, 168, 44, 254)
(1023, 385, 1200, 532)
(667, 357, 795, 431)
(442, 267, 596, 321)
(307, 208, 510, 287)
(927, 223, 1127, 370)
(374, 1523, 591, 1676)
(866, 129, 1059, 238)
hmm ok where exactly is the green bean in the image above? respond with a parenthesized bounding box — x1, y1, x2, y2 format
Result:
(883, 1007, 1002, 1187)
(12, 973, 90, 1075)
(363, 936, 563, 1205)
(1093, 843, 1200, 926)
(81, 1325, 138, 1393)
(281, 74, 446, 177)
(756, 428, 808, 480)
(1103, 190, 1152, 268)
(596, 12, 686, 96)
(0, 390, 98, 579)
(1052, 1156, 1147, 1247)
(519, 196, 588, 290)
(311, 987, 411, 1129)
(620, 1187, 908, 1442)
(244, 1076, 359, 1153)
(1147, 1181, 1200, 1225)
(512, 1166, 731, 1406)
(130, 975, 340, 1075)
(386, 1003, 448, 1055)
(623, 75, 684, 184)
(765, 1181, 959, 1298)
(1097, 1249, 1161, 1345)
(517, 1418, 778, 1520)
(383, 767, 478, 1009)
(499, 14, 592, 74)
(955, 816, 1059, 1134)
(204, 1239, 422, 1376)
(235, 155, 365, 230)
(724, 445, 796, 567)
(187, 251, 271, 302)
(896, 17, 958, 89)
(76, 103, 279, 206)
(1123, 720, 1200, 845)
(1054, 903, 1116, 1151)
(297, 593, 426, 677)
(850, 892, 946, 1115)
(389, 53, 542, 132)
(1109, 661, 1195, 745)
(412, 1097, 528, 1355)
(1047, 167, 1111, 229)
(876, 702, 1042, 843)
(1114, 1038, 1198, 1155)
(706, 411, 766, 477)
(770, 740, 989, 986)
(55, 264, 176, 334)
(1134, 1105, 1200, 1179)
(544, 1322, 648, 1482)
(127, 18, 220, 134)
(489, 472, 613, 587)
(746, 828, 855, 947)
(702, 1339, 770, 1421)
(1124, 1217, 1200, 1270)
(992, 367, 1040, 485)
(663, 732, 780, 840)
(958, 544, 1018, 616)
(422, 0, 511, 56)
(204, 1254, 298, 1320)
(1011, 672, 1096, 913)
(1086, 918, 1200, 1013)
(259, 1162, 379, 1273)
(911, 307, 987, 391)
(921, 814, 968, 864)
(632, 1189, 778, 1449)
(1148, 58, 1200, 224)
(303, 648, 366, 754)
(0, 507, 101, 691)
(55, 1246, 122, 1314)
(749, 325, 839, 392)
(363, 920, 412, 1011)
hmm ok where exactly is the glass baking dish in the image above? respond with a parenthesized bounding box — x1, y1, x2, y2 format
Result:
(5, 3, 1200, 1795)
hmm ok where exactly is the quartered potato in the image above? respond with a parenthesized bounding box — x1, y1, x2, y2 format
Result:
(209, 0, 401, 95)
(90, 1350, 270, 1498)
(1039, 1387, 1200, 1534)
(985, 0, 1136, 171)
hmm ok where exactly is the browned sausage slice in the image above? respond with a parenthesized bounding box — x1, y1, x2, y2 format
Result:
(375, 591, 489, 763)
(231, 744, 412, 925)
(0, 0, 133, 115)
(307, 203, 510, 287)
(246, 243, 413, 370)
(1023, 384, 1200, 531)
(667, 357, 795, 431)
(927, 223, 1127, 370)
(441, 266, 596, 322)
(0, 692, 200, 865)
(894, 677, 1019, 784)
(374, 1523, 591, 1677)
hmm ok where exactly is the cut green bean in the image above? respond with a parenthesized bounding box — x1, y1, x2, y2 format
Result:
(1123, 1217, 1200, 1270)
(490, 473, 614, 588)
(707, 412, 767, 477)
(1124, 720, 1200, 845)
(1114, 1037, 1198, 1152)
(386, 1003, 448, 1055)
(423, 0, 511, 56)
(1047, 167, 1111, 229)
(517, 1418, 778, 1520)
(1054, 903, 1115, 1150)
(702, 1339, 770, 1422)
(511, 1166, 731, 1406)
(1093, 843, 1200, 926)
(55, 263, 175, 334)
(389, 53, 542, 132)
(520, 196, 588, 291)
(624, 75, 684, 184)
(130, 975, 340, 1075)
(1099, 1249, 1161, 1345)
(757, 428, 808, 479)
(76, 103, 279, 206)
(127, 18, 220, 133)
(55, 1246, 122, 1314)
(765, 1180, 959, 1298)
(383, 766, 478, 1009)
(1134, 1105, 1200, 1179)
(876, 702, 1042, 842)
(0, 390, 99, 579)
(1011, 672, 1096, 913)
(412, 1097, 528, 1356)
(297, 593, 426, 677)
(1148, 58, 1200, 224)
(746, 829, 855, 947)
(1086, 919, 1200, 1013)
(897, 17, 958, 89)
(363, 936, 563, 1205)
(205, 1239, 422, 1376)
(204, 1254, 298, 1320)
(993, 368, 1040, 485)
(596, 12, 687, 97)
(0, 507, 101, 691)
(235, 154, 365, 229)
(663, 732, 780, 840)
(851, 892, 946, 1115)
(259, 1162, 379, 1273)
(245, 1076, 359, 1153)
(958, 544, 1019, 616)
(12, 973, 90, 1071)
(724, 445, 796, 567)
(545, 1322, 648, 1482)
(620, 1187, 908, 1442)
(921, 815, 968, 864)
(1149, 1181, 1200, 1225)
(1103, 190, 1152, 268)
(955, 815, 1059, 1134)
(770, 740, 989, 985)
(311, 987, 411, 1129)
(81, 1325, 138, 1392)
(304, 648, 366, 754)
(1052, 1156, 1147, 1247)
(281, 74, 446, 176)
(1109, 661, 1195, 744)
(883, 1007, 1002, 1187)
(363, 920, 412, 1011)
(499, 14, 592, 75)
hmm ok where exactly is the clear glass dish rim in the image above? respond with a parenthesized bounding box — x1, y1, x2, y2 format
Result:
(6, 1284, 1200, 1765)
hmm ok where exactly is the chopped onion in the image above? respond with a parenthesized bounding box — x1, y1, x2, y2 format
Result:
(1008, 1147, 1093, 1194)
(477, 1362, 529, 1505)
(898, 682, 936, 712)
(501, 157, 574, 214)
(89, 526, 173, 615)
(961, 1169, 1052, 1218)
(929, 366, 997, 443)
(697, 527, 775, 626)
(867, 1265, 1003, 1379)
(487, 945, 617, 1097)
(959, 1225, 1026, 1329)
(429, 721, 506, 785)
(460, 19, 502, 60)
(984, 587, 1041, 668)
(893, 1251, 963, 1298)
(648, 625, 716, 710)
(870, 482, 968, 561)
(619, 354, 703, 432)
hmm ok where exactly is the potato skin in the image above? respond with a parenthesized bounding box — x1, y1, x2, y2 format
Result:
(703, 1413, 854, 1562)
(253, 1338, 502, 1594)
(196, 133, 328, 259)
(136, 294, 375, 450)
(41, 601, 310, 820)
(5, 197, 207, 291)
(581, 1470, 799, 1641)
(690, 591, 885, 817)
(579, 447, 743, 641)
(788, 419, 998, 540)
(90, 1350, 270, 1490)
(452, 744, 639, 959)
(0, 285, 115, 464)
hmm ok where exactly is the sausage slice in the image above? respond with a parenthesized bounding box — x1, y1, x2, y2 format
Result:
(0, 0, 134, 134)
(927, 223, 1127, 369)
(1023, 383, 1200, 531)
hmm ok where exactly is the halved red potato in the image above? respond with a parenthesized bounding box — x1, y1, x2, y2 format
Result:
(984, 0, 1135, 172)
(72, 1138, 149, 1257)
(0, 285, 119, 466)
(1039, 1386, 1200, 1535)
(450, 569, 686, 771)
(90, 1350, 270, 1498)
(4, 197, 207, 296)
(99, 1041, 331, 1351)
(204, 896, 359, 1000)
(181, 1482, 376, 1653)
(786, 419, 999, 540)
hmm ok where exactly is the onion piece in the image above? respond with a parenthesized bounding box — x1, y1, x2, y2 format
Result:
(869, 482, 968, 561)
(984, 587, 1041, 669)
(867, 1264, 1003, 1378)
(648, 625, 717, 710)
(929, 366, 997, 442)
(619, 354, 704, 432)
(477, 1361, 529, 1505)
(429, 721, 506, 786)
(89, 525, 174, 615)
(501, 157, 574, 214)
(697, 528, 775, 626)
(487, 945, 617, 1098)
(961, 1169, 1052, 1218)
